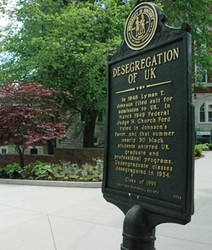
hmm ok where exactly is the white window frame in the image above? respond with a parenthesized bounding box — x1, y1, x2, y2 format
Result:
(200, 101, 212, 123)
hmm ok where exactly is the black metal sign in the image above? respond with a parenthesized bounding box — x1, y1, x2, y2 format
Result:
(103, 2, 194, 227)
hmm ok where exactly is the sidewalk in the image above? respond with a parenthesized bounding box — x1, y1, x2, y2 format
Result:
(156, 151, 212, 250)
(0, 151, 211, 250)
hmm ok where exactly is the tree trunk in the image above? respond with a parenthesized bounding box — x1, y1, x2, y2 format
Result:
(83, 110, 98, 148)
(47, 140, 56, 155)
(15, 146, 25, 169)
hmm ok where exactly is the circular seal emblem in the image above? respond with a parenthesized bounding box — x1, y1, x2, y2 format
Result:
(124, 3, 158, 50)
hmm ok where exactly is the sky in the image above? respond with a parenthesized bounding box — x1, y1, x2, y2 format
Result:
(0, 0, 18, 65)
(0, 0, 17, 27)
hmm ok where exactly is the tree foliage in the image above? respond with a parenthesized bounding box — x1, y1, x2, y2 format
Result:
(137, 0, 211, 82)
(160, 0, 212, 83)
(0, 0, 211, 146)
(0, 81, 67, 168)
(0, 0, 132, 147)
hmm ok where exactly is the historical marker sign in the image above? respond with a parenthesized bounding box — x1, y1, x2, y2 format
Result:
(124, 2, 158, 50)
(103, 2, 194, 226)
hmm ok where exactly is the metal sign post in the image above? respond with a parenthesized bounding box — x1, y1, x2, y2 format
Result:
(103, 2, 194, 249)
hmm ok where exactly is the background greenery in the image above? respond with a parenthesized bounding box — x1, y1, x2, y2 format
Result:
(0, 0, 211, 147)
(0, 143, 211, 181)
(0, 158, 103, 181)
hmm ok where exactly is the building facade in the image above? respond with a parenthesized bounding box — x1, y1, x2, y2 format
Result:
(193, 71, 212, 143)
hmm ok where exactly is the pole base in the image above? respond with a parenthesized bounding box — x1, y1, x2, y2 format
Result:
(121, 205, 156, 250)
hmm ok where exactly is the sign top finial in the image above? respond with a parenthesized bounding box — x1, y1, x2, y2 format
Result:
(124, 2, 158, 51)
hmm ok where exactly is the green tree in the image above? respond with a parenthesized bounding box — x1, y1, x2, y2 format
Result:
(0, 0, 131, 147)
(0, 0, 211, 146)
(162, 0, 211, 84)
(138, 0, 211, 83)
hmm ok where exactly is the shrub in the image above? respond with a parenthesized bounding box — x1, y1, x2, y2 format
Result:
(208, 144, 212, 150)
(194, 145, 203, 157)
(93, 158, 103, 181)
(4, 163, 23, 179)
(0, 168, 5, 178)
(80, 158, 104, 181)
(55, 161, 80, 180)
(197, 143, 209, 151)
(30, 161, 53, 179)
(0, 159, 104, 182)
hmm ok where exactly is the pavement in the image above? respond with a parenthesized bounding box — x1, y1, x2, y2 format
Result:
(0, 151, 211, 250)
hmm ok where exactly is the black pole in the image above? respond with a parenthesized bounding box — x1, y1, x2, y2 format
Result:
(121, 205, 156, 250)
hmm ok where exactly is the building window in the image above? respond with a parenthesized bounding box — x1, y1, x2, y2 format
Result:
(200, 104, 205, 122)
(200, 102, 212, 123)
(2, 148, 7, 154)
(30, 148, 38, 154)
(0, 147, 7, 154)
(209, 107, 212, 122)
